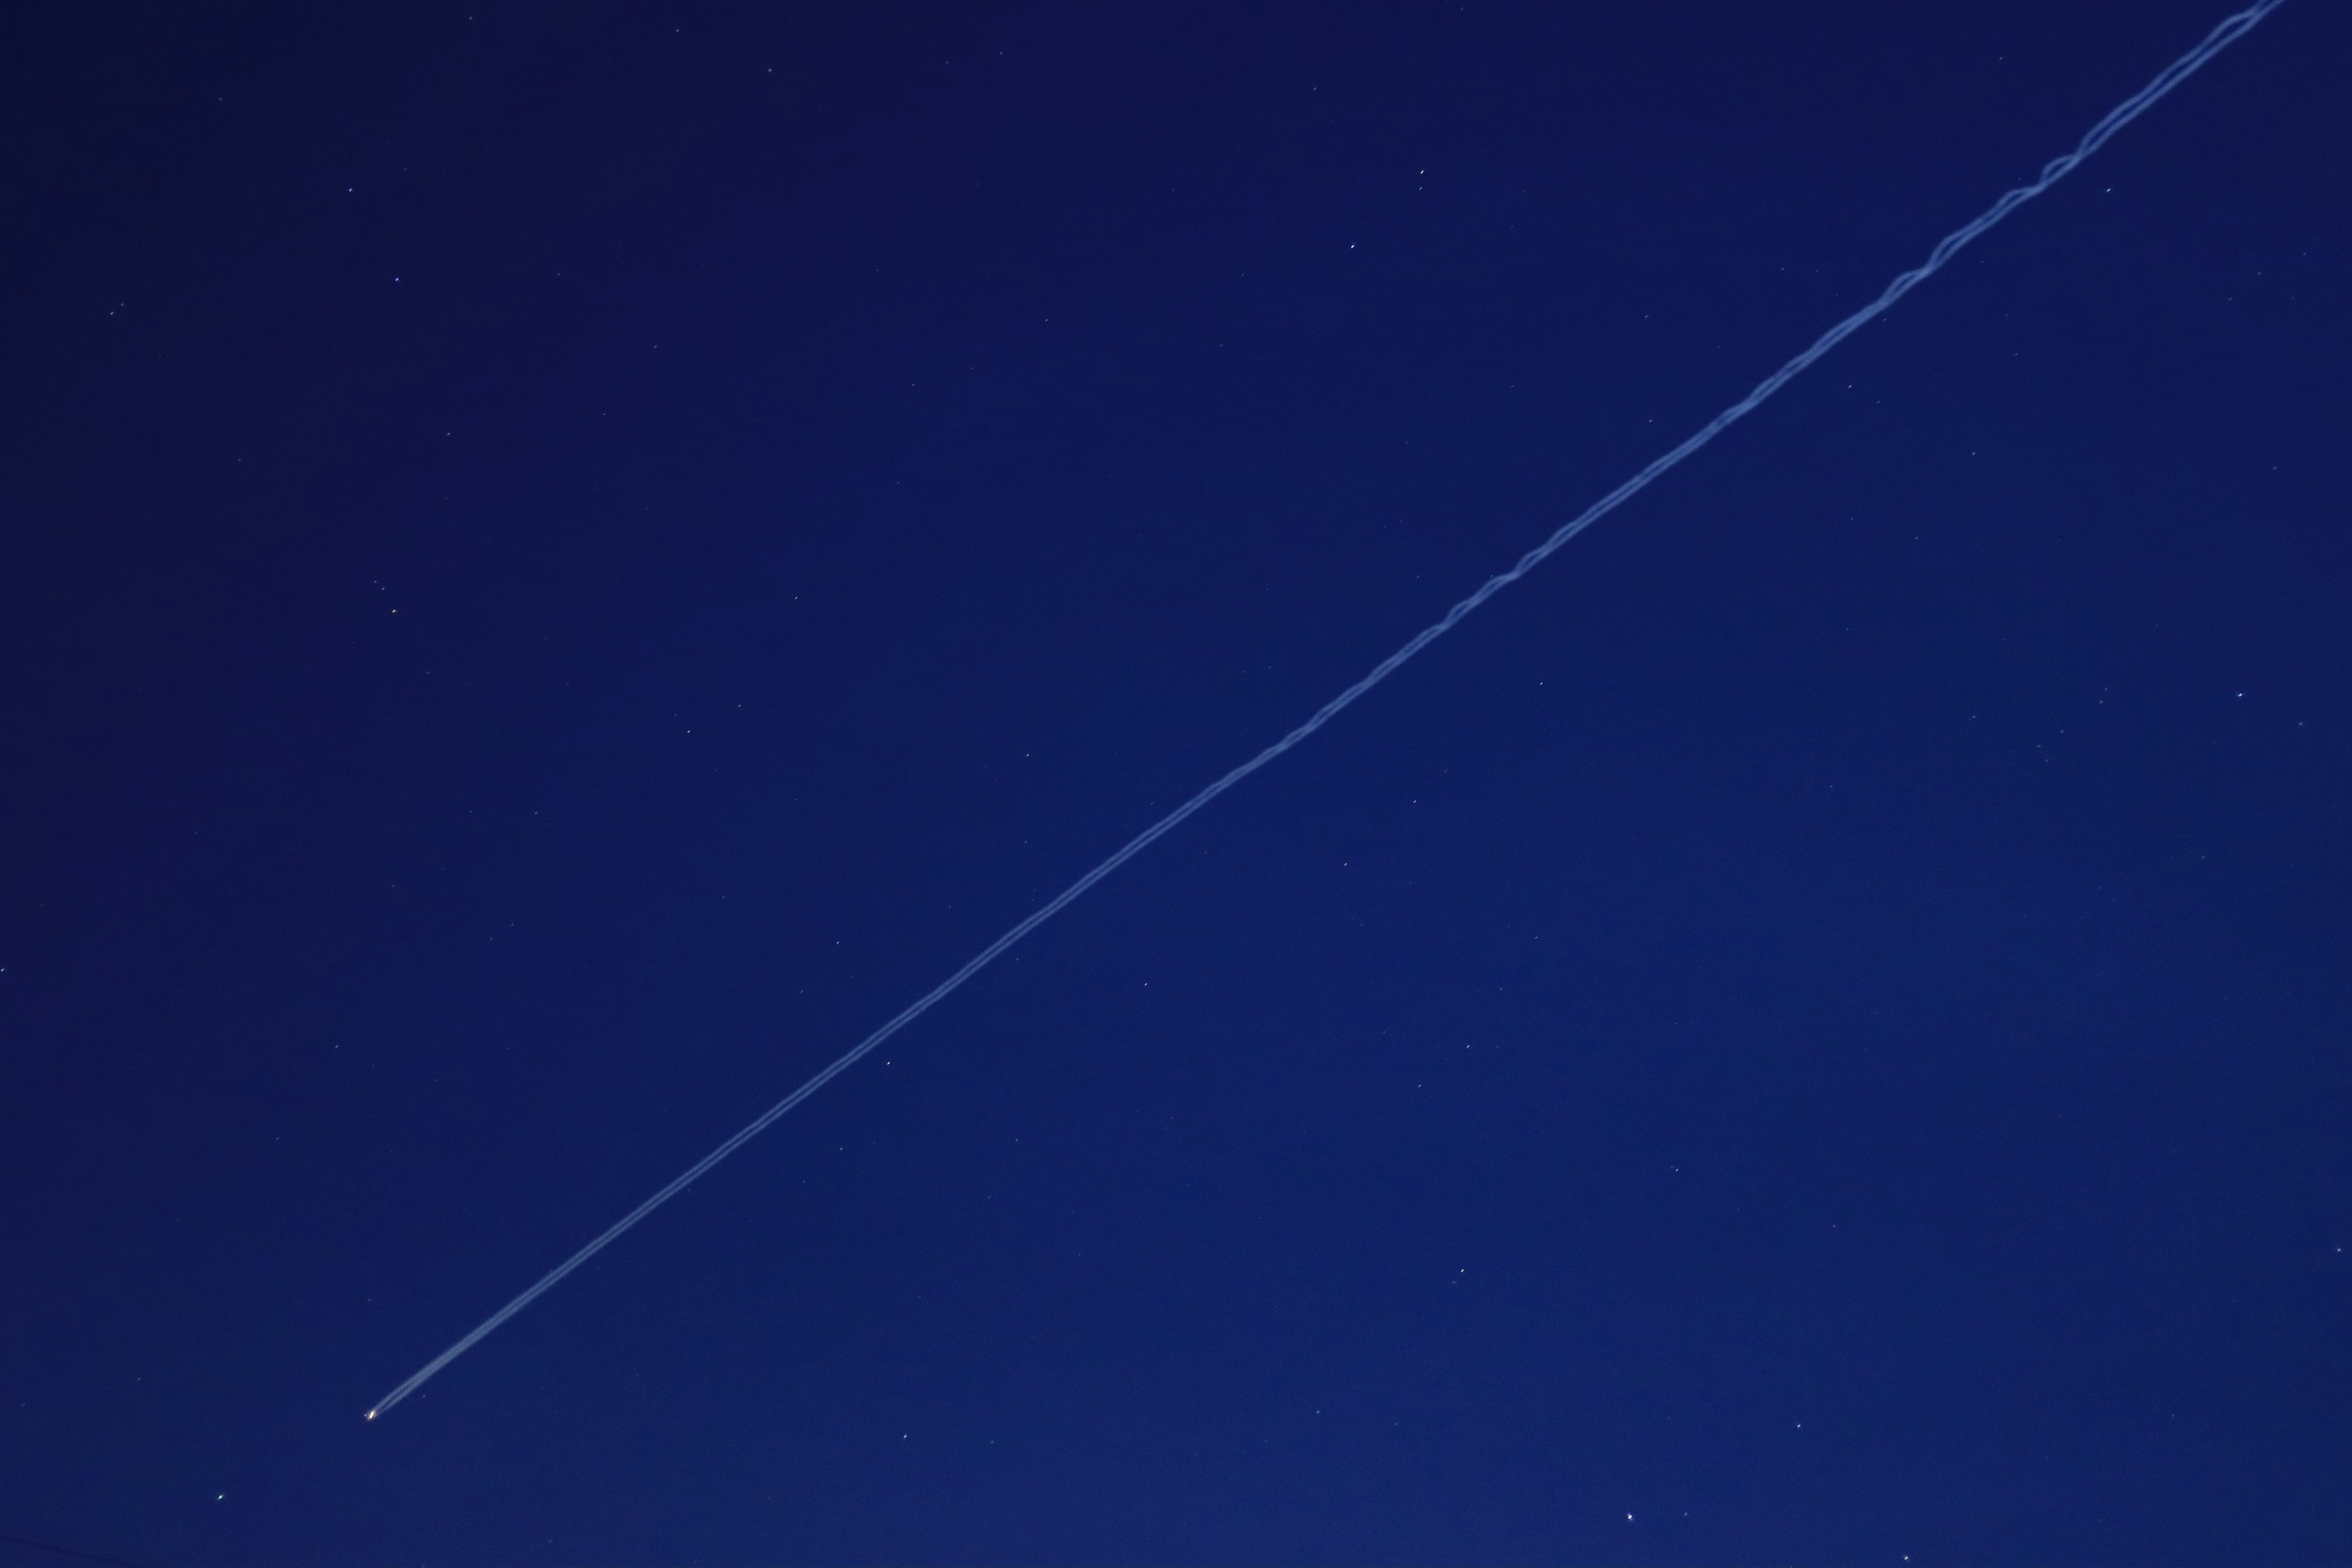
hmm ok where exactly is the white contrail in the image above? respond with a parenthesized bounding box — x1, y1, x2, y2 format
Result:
(368, 0, 2286, 1420)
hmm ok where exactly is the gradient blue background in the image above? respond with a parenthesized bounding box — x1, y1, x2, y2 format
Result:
(3, 2, 2345, 1564)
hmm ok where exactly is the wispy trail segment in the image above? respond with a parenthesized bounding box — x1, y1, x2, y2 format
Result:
(370, 0, 2286, 1420)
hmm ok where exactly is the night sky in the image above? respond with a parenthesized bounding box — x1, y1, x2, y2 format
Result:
(3, 2, 2346, 1564)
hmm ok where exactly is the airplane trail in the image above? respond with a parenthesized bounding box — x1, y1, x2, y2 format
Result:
(369, 0, 2286, 1420)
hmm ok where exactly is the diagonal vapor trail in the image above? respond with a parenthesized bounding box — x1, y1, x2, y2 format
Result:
(369, 0, 2288, 1420)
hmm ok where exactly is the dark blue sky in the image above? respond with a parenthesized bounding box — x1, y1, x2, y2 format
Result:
(3, 2, 2345, 1564)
